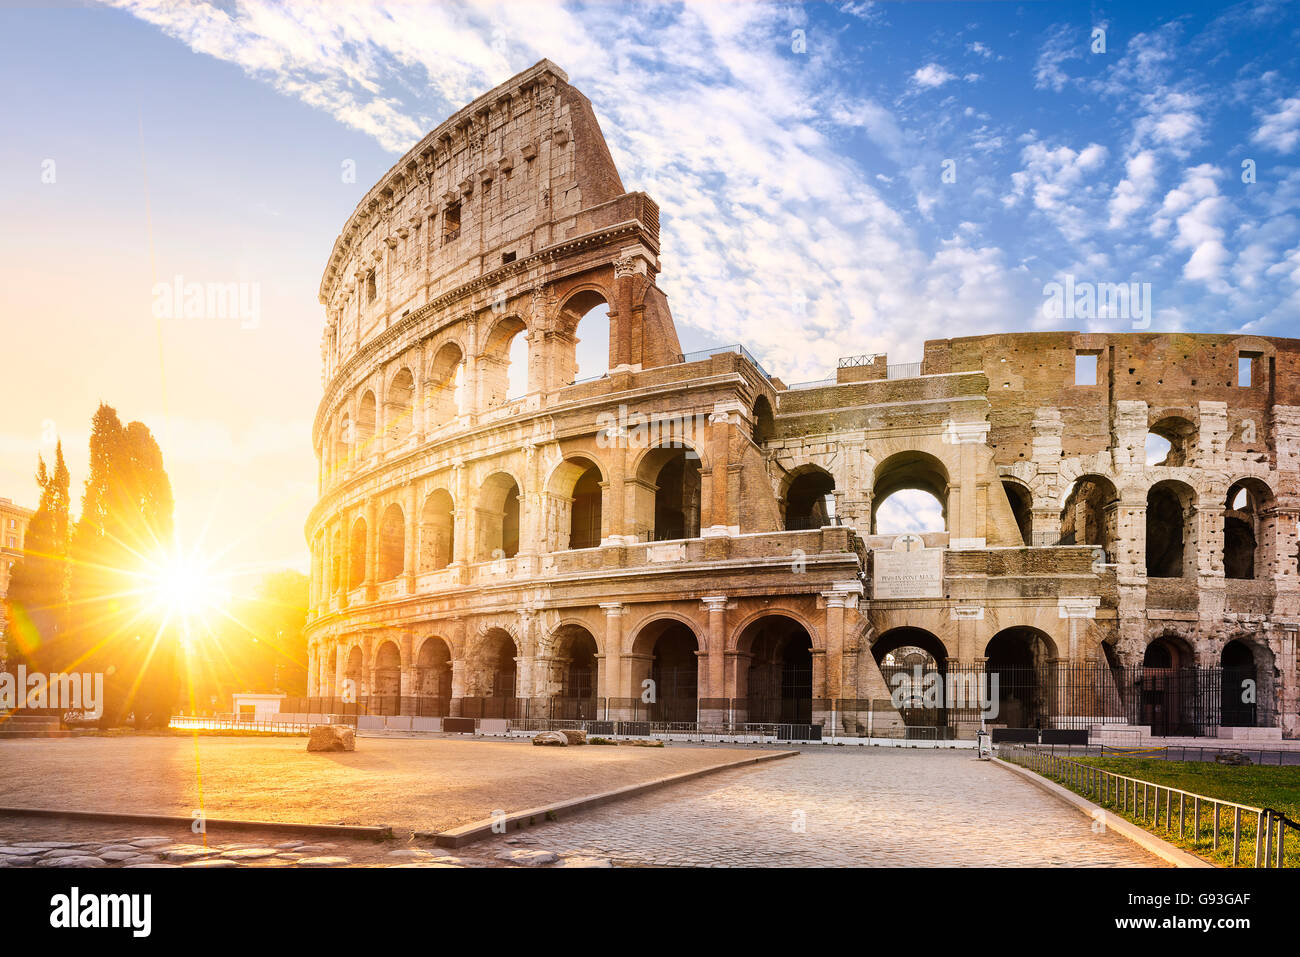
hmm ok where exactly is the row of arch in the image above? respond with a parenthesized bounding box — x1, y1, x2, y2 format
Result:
(321, 446, 702, 590)
(322, 295, 613, 481)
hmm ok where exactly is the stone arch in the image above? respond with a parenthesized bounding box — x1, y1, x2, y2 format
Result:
(1140, 631, 1198, 736)
(733, 614, 814, 724)
(425, 340, 466, 427)
(348, 516, 367, 590)
(1147, 415, 1197, 467)
(1059, 473, 1119, 556)
(344, 644, 365, 696)
(481, 315, 529, 408)
(384, 366, 415, 445)
(414, 635, 453, 714)
(557, 287, 613, 383)
(475, 470, 521, 560)
(1223, 476, 1275, 581)
(985, 626, 1058, 730)
(1220, 637, 1264, 728)
(464, 627, 518, 709)
(377, 503, 405, 581)
(419, 488, 455, 571)
(871, 626, 953, 734)
(632, 441, 704, 542)
(356, 390, 377, 451)
(782, 465, 836, 530)
(372, 639, 402, 700)
(628, 617, 699, 723)
(546, 623, 600, 718)
(1146, 479, 1197, 578)
(871, 450, 950, 534)
(544, 456, 605, 550)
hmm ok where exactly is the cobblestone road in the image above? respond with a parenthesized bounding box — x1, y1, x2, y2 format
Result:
(482, 748, 1165, 867)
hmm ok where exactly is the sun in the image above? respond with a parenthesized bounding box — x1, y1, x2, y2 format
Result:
(144, 550, 224, 622)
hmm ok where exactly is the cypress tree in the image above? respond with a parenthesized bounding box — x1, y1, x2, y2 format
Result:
(3, 442, 71, 671)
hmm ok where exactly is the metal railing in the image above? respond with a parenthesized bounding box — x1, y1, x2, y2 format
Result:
(676, 344, 772, 380)
(1003, 748, 1296, 867)
(170, 714, 314, 734)
(886, 361, 922, 379)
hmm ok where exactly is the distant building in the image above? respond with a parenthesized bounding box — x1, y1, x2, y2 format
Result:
(0, 496, 34, 664)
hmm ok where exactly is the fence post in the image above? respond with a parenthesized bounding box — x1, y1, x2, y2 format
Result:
(1193, 797, 1200, 844)
(1233, 807, 1242, 866)
(1179, 793, 1185, 838)
(1213, 802, 1220, 852)
(1278, 819, 1286, 868)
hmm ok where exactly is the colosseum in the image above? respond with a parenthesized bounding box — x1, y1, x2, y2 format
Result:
(302, 60, 1300, 742)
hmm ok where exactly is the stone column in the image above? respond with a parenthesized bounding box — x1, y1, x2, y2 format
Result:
(599, 602, 624, 714)
(399, 632, 414, 713)
(946, 420, 990, 547)
(404, 483, 419, 592)
(700, 596, 728, 727)
(364, 500, 378, 602)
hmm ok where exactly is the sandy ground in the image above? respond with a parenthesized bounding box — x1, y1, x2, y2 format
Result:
(0, 733, 760, 834)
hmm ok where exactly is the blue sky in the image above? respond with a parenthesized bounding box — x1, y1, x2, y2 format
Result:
(1, 0, 1297, 565)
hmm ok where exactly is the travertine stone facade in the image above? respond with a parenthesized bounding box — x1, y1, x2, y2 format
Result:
(305, 61, 1299, 738)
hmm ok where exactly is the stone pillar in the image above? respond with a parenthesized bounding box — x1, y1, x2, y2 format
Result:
(951, 604, 984, 664)
(451, 460, 469, 569)
(946, 419, 990, 547)
(364, 500, 378, 602)
(599, 602, 624, 713)
(404, 483, 419, 592)
(399, 632, 414, 712)
(700, 596, 728, 727)
(1197, 502, 1227, 622)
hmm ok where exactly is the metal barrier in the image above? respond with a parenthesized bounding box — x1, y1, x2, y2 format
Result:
(1003, 748, 1297, 867)
(170, 714, 314, 734)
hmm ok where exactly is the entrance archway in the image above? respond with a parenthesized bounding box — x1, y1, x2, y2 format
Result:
(1220, 639, 1258, 728)
(372, 640, 402, 712)
(873, 627, 953, 735)
(736, 615, 813, 724)
(465, 629, 518, 718)
(550, 625, 599, 719)
(631, 620, 699, 722)
(1141, 634, 1197, 736)
(984, 627, 1057, 730)
(414, 637, 452, 716)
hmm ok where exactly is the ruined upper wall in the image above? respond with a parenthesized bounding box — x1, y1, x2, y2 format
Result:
(318, 60, 636, 376)
(919, 331, 1300, 465)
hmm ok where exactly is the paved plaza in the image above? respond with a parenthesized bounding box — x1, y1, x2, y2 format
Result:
(0, 736, 1163, 866)
(479, 747, 1165, 867)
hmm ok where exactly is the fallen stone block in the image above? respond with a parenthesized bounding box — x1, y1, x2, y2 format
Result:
(1214, 750, 1252, 766)
(559, 728, 587, 745)
(307, 724, 356, 752)
(531, 730, 569, 747)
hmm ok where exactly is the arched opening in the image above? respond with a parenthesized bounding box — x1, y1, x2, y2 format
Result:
(377, 504, 405, 581)
(1141, 634, 1196, 736)
(348, 517, 367, 590)
(645, 448, 702, 541)
(419, 489, 455, 571)
(873, 627, 952, 736)
(465, 630, 518, 718)
(563, 290, 611, 383)
(1146, 480, 1196, 578)
(372, 640, 402, 710)
(871, 451, 949, 535)
(384, 368, 415, 446)
(356, 391, 377, 453)
(550, 625, 599, 719)
(414, 636, 452, 716)
(1002, 480, 1033, 546)
(1224, 479, 1273, 580)
(737, 615, 813, 725)
(1059, 474, 1119, 559)
(752, 395, 775, 444)
(1147, 416, 1197, 467)
(631, 620, 700, 723)
(1220, 639, 1258, 728)
(783, 467, 835, 530)
(481, 317, 529, 407)
(426, 342, 466, 427)
(476, 472, 521, 560)
(345, 646, 364, 698)
(545, 458, 603, 551)
(985, 627, 1057, 730)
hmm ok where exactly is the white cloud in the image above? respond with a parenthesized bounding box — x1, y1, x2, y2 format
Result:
(1108, 150, 1159, 228)
(1252, 96, 1300, 153)
(912, 63, 956, 88)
